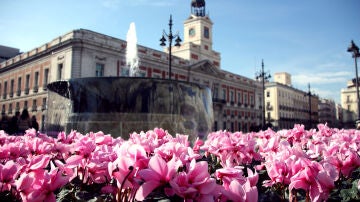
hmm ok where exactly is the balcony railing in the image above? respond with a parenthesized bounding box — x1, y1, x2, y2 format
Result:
(266, 105, 273, 110)
(212, 98, 226, 104)
(33, 86, 39, 93)
(24, 87, 29, 95)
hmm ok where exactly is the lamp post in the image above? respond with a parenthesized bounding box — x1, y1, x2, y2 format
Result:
(160, 15, 182, 80)
(347, 40, 360, 127)
(305, 83, 312, 129)
(256, 59, 271, 129)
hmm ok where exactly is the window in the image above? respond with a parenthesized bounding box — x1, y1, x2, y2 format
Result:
(266, 91, 270, 97)
(204, 26, 209, 39)
(57, 63, 63, 80)
(238, 92, 242, 103)
(17, 77, 22, 96)
(24, 101, 28, 110)
(10, 79, 14, 97)
(8, 103, 12, 114)
(213, 87, 218, 99)
(121, 67, 129, 76)
(244, 93, 248, 104)
(222, 89, 226, 100)
(230, 91, 234, 102)
(25, 74, 30, 94)
(43, 68, 49, 89)
(34, 72, 39, 93)
(96, 63, 104, 77)
(15, 102, 20, 112)
(42, 97, 47, 110)
(3, 81, 8, 99)
(223, 121, 227, 130)
(32, 99, 37, 112)
(250, 94, 254, 105)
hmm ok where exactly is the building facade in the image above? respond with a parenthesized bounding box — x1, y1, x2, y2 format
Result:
(0, 1, 260, 134)
(318, 98, 337, 127)
(264, 72, 319, 130)
(341, 79, 359, 128)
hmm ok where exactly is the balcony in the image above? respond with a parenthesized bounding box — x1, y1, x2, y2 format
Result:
(16, 90, 21, 96)
(266, 105, 273, 110)
(212, 98, 226, 104)
(33, 86, 39, 93)
(42, 84, 47, 91)
(42, 104, 47, 111)
(9, 91, 13, 98)
(2, 94, 7, 99)
(24, 87, 29, 95)
(32, 105, 37, 112)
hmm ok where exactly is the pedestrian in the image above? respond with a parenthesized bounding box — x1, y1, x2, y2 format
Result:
(8, 111, 20, 135)
(31, 115, 39, 131)
(0, 115, 9, 133)
(17, 109, 31, 134)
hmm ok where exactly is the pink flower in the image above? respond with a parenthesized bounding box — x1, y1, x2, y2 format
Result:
(289, 161, 335, 202)
(135, 155, 181, 201)
(220, 179, 258, 202)
(0, 160, 19, 191)
(215, 166, 245, 189)
(169, 159, 217, 201)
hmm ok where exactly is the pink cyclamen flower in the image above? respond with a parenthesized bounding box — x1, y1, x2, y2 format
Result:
(289, 161, 335, 202)
(135, 155, 181, 201)
(0, 160, 19, 192)
(169, 159, 217, 201)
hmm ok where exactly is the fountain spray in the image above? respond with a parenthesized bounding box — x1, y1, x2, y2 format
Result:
(126, 22, 139, 77)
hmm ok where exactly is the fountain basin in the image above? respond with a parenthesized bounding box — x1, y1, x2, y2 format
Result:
(46, 77, 213, 141)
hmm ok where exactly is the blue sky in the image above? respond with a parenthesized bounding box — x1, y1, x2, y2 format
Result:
(1, 0, 360, 104)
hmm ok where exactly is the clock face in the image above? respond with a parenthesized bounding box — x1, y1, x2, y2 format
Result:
(189, 28, 195, 37)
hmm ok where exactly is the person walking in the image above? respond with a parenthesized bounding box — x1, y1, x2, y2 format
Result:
(17, 109, 31, 134)
(31, 115, 39, 132)
(8, 111, 20, 135)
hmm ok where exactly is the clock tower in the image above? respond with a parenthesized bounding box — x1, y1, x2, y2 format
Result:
(171, 0, 221, 68)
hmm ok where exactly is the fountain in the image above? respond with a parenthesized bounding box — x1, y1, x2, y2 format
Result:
(126, 22, 139, 77)
(45, 23, 214, 142)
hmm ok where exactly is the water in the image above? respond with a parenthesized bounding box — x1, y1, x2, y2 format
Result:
(126, 22, 139, 77)
(46, 77, 214, 142)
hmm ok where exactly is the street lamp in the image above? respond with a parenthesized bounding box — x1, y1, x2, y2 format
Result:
(347, 40, 360, 127)
(304, 83, 313, 129)
(256, 59, 271, 129)
(160, 15, 182, 80)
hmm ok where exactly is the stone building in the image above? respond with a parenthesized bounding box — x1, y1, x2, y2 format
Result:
(0, 0, 260, 134)
(341, 79, 360, 128)
(318, 98, 337, 127)
(264, 72, 319, 130)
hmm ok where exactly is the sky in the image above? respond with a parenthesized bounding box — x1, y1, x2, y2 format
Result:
(1, 0, 360, 104)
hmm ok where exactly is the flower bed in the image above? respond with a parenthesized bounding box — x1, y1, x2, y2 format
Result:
(0, 124, 359, 202)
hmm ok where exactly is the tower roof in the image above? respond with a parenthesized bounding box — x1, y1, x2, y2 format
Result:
(191, 0, 206, 17)
(191, 0, 205, 7)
